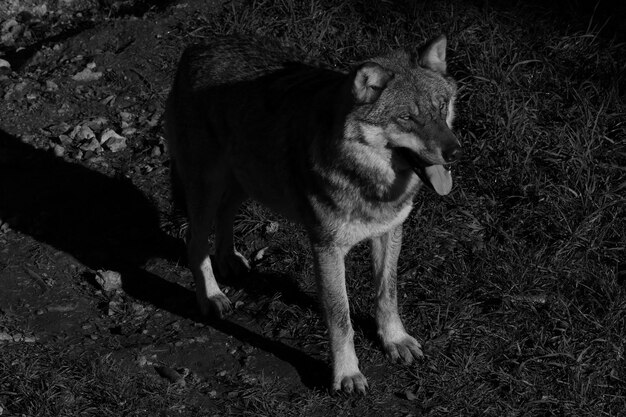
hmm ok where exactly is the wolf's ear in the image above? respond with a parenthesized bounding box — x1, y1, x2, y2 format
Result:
(352, 63, 392, 104)
(418, 34, 447, 73)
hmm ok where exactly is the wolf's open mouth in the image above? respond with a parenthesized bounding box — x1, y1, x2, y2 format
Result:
(397, 148, 453, 196)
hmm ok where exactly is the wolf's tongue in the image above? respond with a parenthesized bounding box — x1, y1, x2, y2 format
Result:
(425, 165, 452, 195)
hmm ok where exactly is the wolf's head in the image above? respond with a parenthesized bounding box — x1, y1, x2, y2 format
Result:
(347, 35, 459, 195)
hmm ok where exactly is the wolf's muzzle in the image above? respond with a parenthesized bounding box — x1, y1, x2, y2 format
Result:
(442, 143, 461, 163)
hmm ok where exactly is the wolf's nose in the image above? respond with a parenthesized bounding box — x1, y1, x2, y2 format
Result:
(443, 146, 461, 163)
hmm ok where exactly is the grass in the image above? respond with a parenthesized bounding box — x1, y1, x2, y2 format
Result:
(181, 0, 626, 414)
(1, 0, 625, 415)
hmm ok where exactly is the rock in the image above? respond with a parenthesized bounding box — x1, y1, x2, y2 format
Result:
(101, 94, 116, 106)
(265, 221, 279, 234)
(79, 137, 100, 152)
(404, 390, 418, 401)
(78, 125, 95, 141)
(122, 127, 137, 136)
(107, 300, 122, 316)
(72, 64, 103, 82)
(47, 122, 71, 136)
(58, 134, 72, 145)
(100, 129, 127, 152)
(253, 246, 269, 262)
(1, 19, 22, 45)
(0, 332, 36, 343)
(119, 111, 134, 125)
(52, 144, 65, 157)
(45, 80, 58, 91)
(0, 58, 10, 71)
(83, 117, 108, 132)
(95, 270, 122, 292)
(1, 19, 18, 34)
(47, 303, 77, 312)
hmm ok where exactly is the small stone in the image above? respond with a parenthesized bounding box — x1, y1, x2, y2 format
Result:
(48, 122, 71, 135)
(20, 134, 35, 143)
(45, 80, 58, 91)
(72, 66, 103, 82)
(83, 117, 108, 132)
(101, 94, 116, 105)
(119, 111, 134, 122)
(79, 137, 100, 152)
(58, 134, 72, 145)
(253, 246, 269, 262)
(95, 270, 122, 292)
(265, 221, 279, 234)
(150, 145, 162, 157)
(52, 144, 65, 157)
(100, 129, 127, 152)
(122, 127, 137, 136)
(1, 19, 19, 34)
(131, 303, 145, 315)
(47, 304, 77, 312)
(0, 58, 10, 70)
(404, 390, 418, 401)
(77, 125, 95, 141)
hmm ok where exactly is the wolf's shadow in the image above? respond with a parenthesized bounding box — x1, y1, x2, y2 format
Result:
(0, 129, 327, 389)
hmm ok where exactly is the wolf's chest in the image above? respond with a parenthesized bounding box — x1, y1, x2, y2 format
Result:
(322, 201, 414, 246)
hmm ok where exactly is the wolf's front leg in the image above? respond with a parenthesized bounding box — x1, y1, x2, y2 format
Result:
(371, 225, 423, 363)
(312, 243, 368, 394)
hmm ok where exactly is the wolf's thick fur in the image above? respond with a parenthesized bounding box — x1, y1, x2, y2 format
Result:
(165, 35, 460, 394)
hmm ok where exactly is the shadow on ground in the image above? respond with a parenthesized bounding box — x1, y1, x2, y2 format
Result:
(0, 129, 328, 390)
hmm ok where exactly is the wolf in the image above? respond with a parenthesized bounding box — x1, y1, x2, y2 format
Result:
(165, 34, 460, 394)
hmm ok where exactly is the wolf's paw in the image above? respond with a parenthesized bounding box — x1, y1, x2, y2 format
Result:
(217, 251, 251, 279)
(382, 333, 423, 364)
(333, 371, 369, 395)
(198, 292, 232, 319)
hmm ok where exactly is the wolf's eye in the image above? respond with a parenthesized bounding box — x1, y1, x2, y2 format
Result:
(398, 114, 411, 121)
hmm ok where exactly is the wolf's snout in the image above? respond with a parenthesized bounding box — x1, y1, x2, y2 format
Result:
(442, 144, 461, 163)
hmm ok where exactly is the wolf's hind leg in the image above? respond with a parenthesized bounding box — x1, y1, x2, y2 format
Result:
(371, 225, 423, 363)
(214, 177, 250, 279)
(185, 178, 232, 318)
